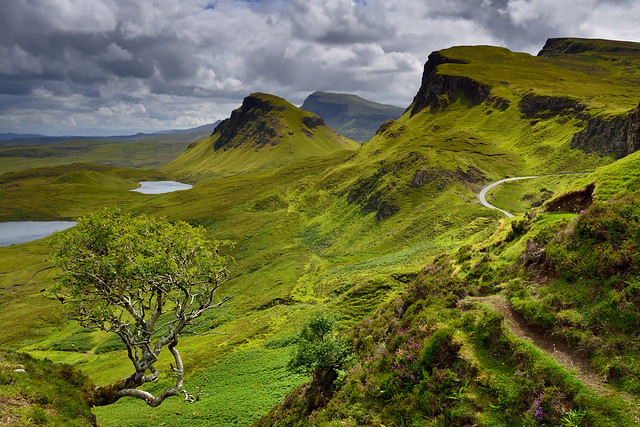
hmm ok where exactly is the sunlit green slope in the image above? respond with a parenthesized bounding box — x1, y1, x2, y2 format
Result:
(163, 93, 359, 181)
(0, 163, 165, 220)
(256, 39, 640, 426)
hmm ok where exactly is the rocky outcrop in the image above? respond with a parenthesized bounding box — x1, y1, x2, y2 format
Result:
(375, 119, 395, 136)
(488, 96, 510, 112)
(538, 37, 640, 57)
(212, 94, 284, 150)
(545, 184, 594, 213)
(570, 104, 640, 158)
(346, 151, 486, 221)
(410, 165, 485, 190)
(346, 153, 426, 220)
(519, 93, 587, 120)
(301, 115, 325, 129)
(409, 52, 491, 117)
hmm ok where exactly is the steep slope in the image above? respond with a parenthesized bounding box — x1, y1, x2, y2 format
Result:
(253, 39, 640, 425)
(163, 93, 359, 181)
(300, 91, 403, 142)
(256, 142, 640, 427)
(0, 351, 95, 426)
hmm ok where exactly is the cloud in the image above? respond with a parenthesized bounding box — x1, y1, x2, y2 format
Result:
(0, 0, 639, 135)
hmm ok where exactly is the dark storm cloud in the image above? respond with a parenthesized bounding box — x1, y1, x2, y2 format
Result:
(0, 0, 639, 135)
(102, 59, 155, 79)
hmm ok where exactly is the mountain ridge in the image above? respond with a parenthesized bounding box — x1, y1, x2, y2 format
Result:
(163, 92, 359, 181)
(0, 122, 219, 145)
(301, 91, 403, 142)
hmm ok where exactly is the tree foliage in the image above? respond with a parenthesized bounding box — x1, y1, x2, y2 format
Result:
(49, 208, 231, 407)
(288, 313, 352, 376)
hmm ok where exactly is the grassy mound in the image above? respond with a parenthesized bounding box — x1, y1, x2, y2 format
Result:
(0, 351, 94, 426)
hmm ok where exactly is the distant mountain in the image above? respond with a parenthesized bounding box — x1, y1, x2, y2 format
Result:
(0, 122, 220, 145)
(151, 122, 219, 136)
(0, 122, 222, 173)
(300, 91, 404, 142)
(163, 93, 359, 180)
(0, 132, 45, 141)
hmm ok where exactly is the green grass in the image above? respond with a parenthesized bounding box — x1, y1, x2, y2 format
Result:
(0, 350, 94, 426)
(92, 345, 307, 426)
(437, 43, 640, 111)
(0, 137, 196, 175)
(279, 259, 636, 426)
(162, 93, 359, 181)
(0, 163, 167, 220)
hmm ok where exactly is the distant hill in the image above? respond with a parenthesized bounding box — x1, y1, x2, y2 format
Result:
(151, 122, 219, 136)
(0, 122, 221, 174)
(0, 133, 44, 141)
(300, 91, 404, 142)
(163, 92, 359, 180)
(0, 122, 220, 145)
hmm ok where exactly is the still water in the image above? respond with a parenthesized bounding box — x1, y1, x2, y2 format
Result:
(0, 221, 77, 246)
(1, 182, 192, 246)
(131, 181, 193, 194)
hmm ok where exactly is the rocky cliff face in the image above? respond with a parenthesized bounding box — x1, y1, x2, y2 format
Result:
(571, 103, 640, 158)
(409, 52, 490, 117)
(212, 94, 285, 150)
(538, 37, 640, 57)
(519, 93, 587, 120)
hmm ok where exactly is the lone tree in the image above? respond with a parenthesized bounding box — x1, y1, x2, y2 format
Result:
(287, 313, 352, 408)
(49, 208, 231, 407)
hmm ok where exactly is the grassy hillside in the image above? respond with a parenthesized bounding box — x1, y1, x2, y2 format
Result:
(162, 93, 359, 181)
(0, 350, 94, 426)
(300, 91, 404, 142)
(0, 163, 167, 220)
(255, 39, 640, 425)
(2, 38, 640, 425)
(431, 43, 640, 112)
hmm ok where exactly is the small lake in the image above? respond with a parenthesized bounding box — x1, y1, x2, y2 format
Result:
(0, 221, 77, 247)
(1, 181, 192, 246)
(131, 181, 193, 194)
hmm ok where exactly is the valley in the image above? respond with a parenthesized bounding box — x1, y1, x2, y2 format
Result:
(2, 37, 640, 426)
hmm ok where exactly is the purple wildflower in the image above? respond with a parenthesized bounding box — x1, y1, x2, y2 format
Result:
(528, 392, 545, 422)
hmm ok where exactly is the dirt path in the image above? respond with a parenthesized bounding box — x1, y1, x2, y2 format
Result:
(474, 295, 608, 393)
(472, 294, 639, 420)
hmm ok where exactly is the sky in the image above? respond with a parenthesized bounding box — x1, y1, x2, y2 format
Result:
(1, 0, 640, 136)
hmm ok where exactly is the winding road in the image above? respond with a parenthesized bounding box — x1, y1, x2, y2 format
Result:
(477, 176, 538, 218)
(477, 172, 594, 217)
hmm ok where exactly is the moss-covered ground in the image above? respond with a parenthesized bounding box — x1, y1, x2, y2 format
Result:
(0, 350, 94, 426)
